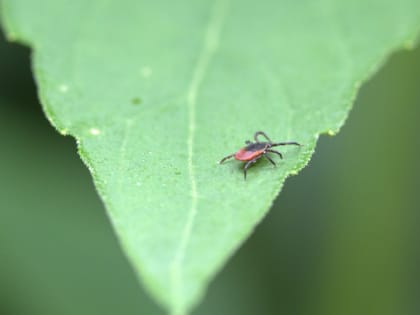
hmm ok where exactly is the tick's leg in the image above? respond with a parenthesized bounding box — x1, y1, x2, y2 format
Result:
(266, 149, 283, 159)
(271, 141, 301, 147)
(245, 140, 252, 144)
(254, 131, 272, 143)
(219, 153, 235, 164)
(243, 156, 260, 180)
(263, 153, 276, 166)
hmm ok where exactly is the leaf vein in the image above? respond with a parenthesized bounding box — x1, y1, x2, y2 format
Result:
(169, 0, 230, 312)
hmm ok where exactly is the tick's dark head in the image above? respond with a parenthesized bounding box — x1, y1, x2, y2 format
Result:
(244, 142, 269, 152)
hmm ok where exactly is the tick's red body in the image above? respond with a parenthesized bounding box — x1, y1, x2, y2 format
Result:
(219, 131, 300, 179)
(234, 143, 269, 161)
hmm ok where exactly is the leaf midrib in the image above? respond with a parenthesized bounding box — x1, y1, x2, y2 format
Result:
(168, 0, 230, 312)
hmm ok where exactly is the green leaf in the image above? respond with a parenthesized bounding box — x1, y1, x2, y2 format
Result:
(1, 0, 419, 314)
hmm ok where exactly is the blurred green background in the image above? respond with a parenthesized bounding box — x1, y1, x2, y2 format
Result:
(0, 26, 419, 315)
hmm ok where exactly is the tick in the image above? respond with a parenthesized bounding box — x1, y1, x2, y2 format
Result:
(219, 131, 301, 179)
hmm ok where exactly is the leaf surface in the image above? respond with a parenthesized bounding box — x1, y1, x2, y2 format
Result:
(2, 0, 419, 313)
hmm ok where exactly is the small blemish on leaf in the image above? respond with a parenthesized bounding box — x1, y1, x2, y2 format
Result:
(404, 39, 415, 50)
(58, 84, 69, 93)
(7, 32, 18, 41)
(131, 97, 142, 105)
(140, 66, 152, 78)
(175, 170, 181, 175)
(89, 128, 101, 135)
